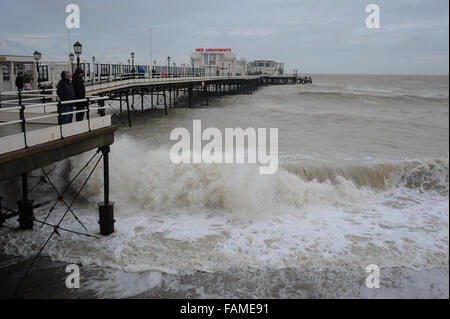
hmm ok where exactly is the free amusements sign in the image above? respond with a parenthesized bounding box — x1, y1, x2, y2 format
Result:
(195, 48, 232, 52)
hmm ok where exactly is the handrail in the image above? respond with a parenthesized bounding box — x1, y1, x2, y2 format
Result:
(0, 92, 112, 155)
(0, 96, 108, 113)
(0, 73, 294, 97)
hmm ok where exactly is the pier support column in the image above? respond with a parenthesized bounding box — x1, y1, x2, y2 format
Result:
(169, 88, 172, 108)
(98, 146, 114, 236)
(204, 85, 209, 106)
(0, 197, 4, 227)
(163, 90, 168, 115)
(188, 87, 192, 108)
(18, 173, 33, 230)
(151, 90, 154, 109)
(126, 94, 132, 127)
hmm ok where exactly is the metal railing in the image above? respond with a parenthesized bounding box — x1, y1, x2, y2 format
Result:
(84, 74, 261, 92)
(0, 89, 110, 155)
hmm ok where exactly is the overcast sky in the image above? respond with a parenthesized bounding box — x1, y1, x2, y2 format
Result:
(0, 0, 448, 74)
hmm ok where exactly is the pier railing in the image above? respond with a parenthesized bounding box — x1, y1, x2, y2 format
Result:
(1, 74, 262, 98)
(0, 89, 111, 155)
(84, 74, 261, 93)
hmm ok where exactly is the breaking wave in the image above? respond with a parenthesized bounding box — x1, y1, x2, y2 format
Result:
(297, 90, 449, 103)
(285, 158, 449, 192)
(68, 136, 448, 217)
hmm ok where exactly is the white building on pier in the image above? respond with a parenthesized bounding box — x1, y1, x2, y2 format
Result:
(190, 48, 247, 76)
(247, 60, 284, 76)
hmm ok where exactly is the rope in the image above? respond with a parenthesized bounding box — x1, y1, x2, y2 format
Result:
(27, 176, 47, 194)
(10, 153, 103, 298)
(42, 150, 100, 226)
(41, 168, 87, 231)
(27, 165, 56, 194)
(2, 206, 18, 215)
(107, 102, 119, 119)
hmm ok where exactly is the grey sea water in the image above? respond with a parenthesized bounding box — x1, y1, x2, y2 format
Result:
(0, 74, 448, 298)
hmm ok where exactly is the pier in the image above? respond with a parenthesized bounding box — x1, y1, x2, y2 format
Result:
(0, 72, 310, 237)
(0, 69, 311, 299)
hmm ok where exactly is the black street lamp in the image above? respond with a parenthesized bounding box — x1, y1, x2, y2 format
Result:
(131, 52, 135, 73)
(73, 41, 82, 68)
(33, 50, 42, 82)
(33, 50, 42, 63)
(92, 56, 96, 82)
(167, 56, 170, 78)
(191, 58, 194, 77)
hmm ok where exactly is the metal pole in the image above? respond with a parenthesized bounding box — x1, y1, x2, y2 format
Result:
(18, 173, 33, 230)
(189, 87, 192, 108)
(98, 145, 114, 236)
(151, 90, 153, 109)
(163, 89, 167, 115)
(126, 93, 131, 127)
(169, 88, 172, 108)
(22, 173, 28, 203)
(103, 147, 109, 205)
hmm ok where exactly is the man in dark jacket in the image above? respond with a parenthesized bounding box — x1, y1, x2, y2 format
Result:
(15, 72, 24, 91)
(57, 71, 76, 124)
(72, 68, 87, 121)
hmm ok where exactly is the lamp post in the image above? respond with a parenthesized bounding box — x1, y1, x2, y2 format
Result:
(131, 52, 135, 74)
(33, 50, 42, 85)
(68, 53, 74, 75)
(167, 56, 170, 78)
(191, 58, 194, 77)
(73, 41, 82, 68)
(222, 62, 224, 76)
(92, 56, 96, 83)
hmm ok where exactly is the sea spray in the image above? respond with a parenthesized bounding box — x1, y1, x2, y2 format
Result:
(67, 135, 383, 218)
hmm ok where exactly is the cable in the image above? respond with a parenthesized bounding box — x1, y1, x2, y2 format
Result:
(42, 150, 100, 226)
(41, 168, 87, 231)
(10, 153, 103, 298)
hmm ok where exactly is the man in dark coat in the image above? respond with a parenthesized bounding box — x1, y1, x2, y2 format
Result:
(56, 71, 76, 124)
(72, 68, 87, 121)
(15, 72, 24, 91)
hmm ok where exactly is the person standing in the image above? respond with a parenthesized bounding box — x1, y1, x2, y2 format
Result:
(72, 68, 87, 121)
(15, 72, 24, 91)
(56, 71, 76, 124)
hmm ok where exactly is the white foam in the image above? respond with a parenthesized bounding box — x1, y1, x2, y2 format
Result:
(1, 137, 447, 276)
